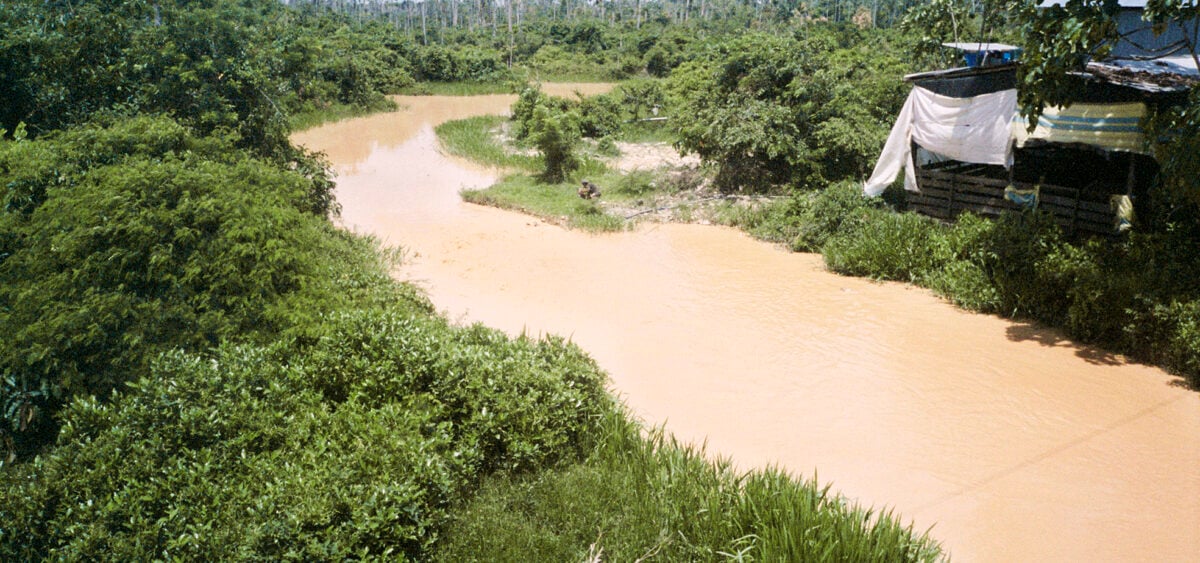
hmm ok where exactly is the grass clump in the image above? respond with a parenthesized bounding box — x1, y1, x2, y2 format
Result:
(399, 81, 518, 96)
(462, 174, 625, 232)
(434, 410, 942, 562)
(288, 98, 400, 132)
(435, 115, 541, 171)
(1, 294, 614, 560)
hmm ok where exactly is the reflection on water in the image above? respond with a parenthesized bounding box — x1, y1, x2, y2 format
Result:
(293, 88, 1200, 563)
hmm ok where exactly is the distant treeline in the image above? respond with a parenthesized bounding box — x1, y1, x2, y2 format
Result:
(284, 0, 933, 36)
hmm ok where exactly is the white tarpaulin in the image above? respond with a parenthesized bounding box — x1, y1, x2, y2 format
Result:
(864, 87, 1018, 196)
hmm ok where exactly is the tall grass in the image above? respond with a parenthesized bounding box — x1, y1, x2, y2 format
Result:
(435, 115, 542, 171)
(288, 99, 399, 132)
(434, 407, 943, 562)
(461, 174, 626, 232)
(399, 81, 518, 96)
(620, 119, 679, 143)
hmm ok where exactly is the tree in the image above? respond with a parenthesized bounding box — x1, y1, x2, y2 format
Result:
(668, 29, 909, 191)
(530, 104, 582, 182)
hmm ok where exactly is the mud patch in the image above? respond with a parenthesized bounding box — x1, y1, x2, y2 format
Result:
(608, 141, 700, 172)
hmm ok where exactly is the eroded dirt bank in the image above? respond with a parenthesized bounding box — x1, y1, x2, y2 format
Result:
(292, 88, 1200, 562)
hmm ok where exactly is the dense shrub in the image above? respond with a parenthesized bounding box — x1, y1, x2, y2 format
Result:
(792, 181, 886, 251)
(0, 0, 411, 155)
(0, 312, 612, 560)
(529, 106, 583, 183)
(0, 117, 340, 454)
(823, 209, 942, 282)
(413, 45, 508, 82)
(576, 94, 624, 139)
(511, 87, 569, 141)
(922, 213, 1003, 312)
(668, 29, 910, 192)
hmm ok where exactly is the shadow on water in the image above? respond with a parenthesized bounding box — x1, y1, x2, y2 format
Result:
(1005, 321, 1126, 367)
(1007, 320, 1200, 391)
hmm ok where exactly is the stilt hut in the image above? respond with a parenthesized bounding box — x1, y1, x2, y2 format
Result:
(865, 13, 1198, 236)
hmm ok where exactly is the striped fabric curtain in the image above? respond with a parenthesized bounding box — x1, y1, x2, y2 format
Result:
(1012, 102, 1148, 154)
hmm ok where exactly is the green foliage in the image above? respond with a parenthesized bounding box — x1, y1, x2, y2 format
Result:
(609, 170, 661, 198)
(618, 79, 668, 122)
(0, 0, 412, 155)
(435, 115, 542, 171)
(531, 105, 583, 182)
(1147, 87, 1200, 211)
(1013, 0, 1122, 122)
(0, 308, 612, 559)
(900, 0, 1016, 69)
(413, 45, 509, 82)
(668, 29, 910, 192)
(510, 87, 565, 141)
(792, 181, 886, 251)
(823, 209, 942, 282)
(288, 98, 400, 132)
(921, 213, 1003, 312)
(576, 93, 624, 139)
(0, 117, 341, 454)
(434, 409, 942, 562)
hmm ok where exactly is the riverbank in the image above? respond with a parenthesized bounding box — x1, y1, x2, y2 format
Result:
(308, 90, 947, 560)
(309, 92, 1200, 561)
(0, 93, 942, 560)
(437, 111, 775, 232)
(440, 99, 1200, 390)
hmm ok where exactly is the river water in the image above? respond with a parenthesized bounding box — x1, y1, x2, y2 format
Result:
(293, 86, 1200, 562)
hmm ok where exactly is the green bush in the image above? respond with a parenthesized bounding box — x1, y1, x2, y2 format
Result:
(1126, 298, 1200, 380)
(0, 117, 339, 454)
(577, 94, 623, 139)
(975, 211, 1071, 323)
(1, 306, 612, 559)
(922, 213, 1003, 312)
(530, 105, 582, 183)
(668, 29, 908, 192)
(823, 209, 941, 282)
(296, 311, 612, 474)
(793, 181, 884, 251)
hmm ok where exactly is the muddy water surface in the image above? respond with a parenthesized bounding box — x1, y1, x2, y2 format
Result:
(293, 88, 1200, 562)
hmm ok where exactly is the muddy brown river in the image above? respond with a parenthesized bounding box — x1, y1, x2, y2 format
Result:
(293, 86, 1200, 562)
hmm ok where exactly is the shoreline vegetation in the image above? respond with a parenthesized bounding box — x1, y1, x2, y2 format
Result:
(442, 82, 1200, 392)
(3, 0, 1197, 557)
(0, 0, 943, 554)
(0, 96, 943, 563)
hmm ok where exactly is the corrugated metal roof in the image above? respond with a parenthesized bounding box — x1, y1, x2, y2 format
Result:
(942, 42, 1021, 52)
(1039, 0, 1147, 7)
(1085, 58, 1200, 94)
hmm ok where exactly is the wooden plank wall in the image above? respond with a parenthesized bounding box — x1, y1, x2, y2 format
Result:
(909, 162, 1117, 237)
